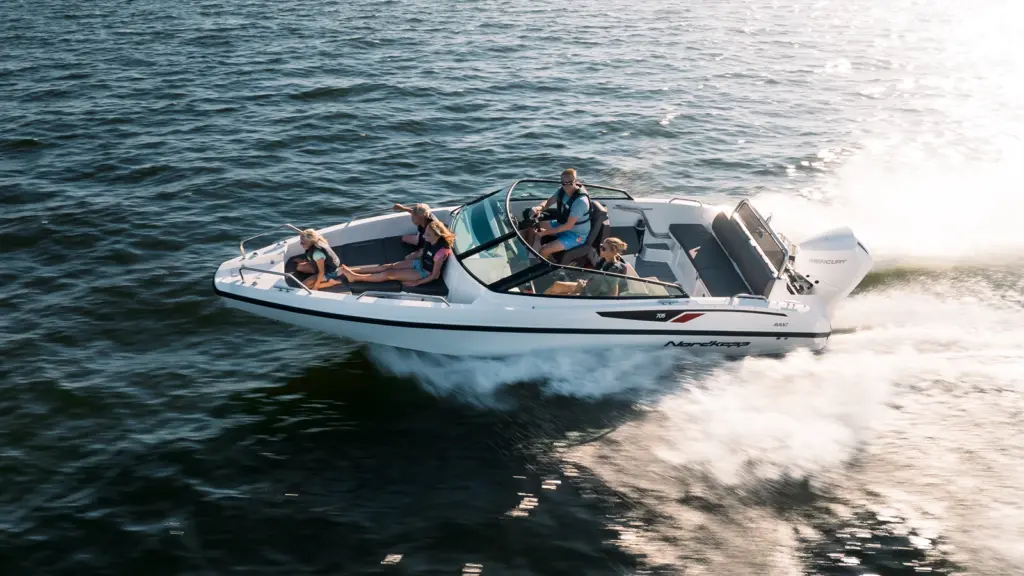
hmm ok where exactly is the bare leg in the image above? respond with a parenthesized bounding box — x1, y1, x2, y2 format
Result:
(349, 260, 414, 274)
(302, 276, 342, 290)
(539, 239, 567, 260)
(296, 261, 315, 274)
(340, 265, 422, 284)
(348, 263, 394, 274)
(522, 226, 537, 247)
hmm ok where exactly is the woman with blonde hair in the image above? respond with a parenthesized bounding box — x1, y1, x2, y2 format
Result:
(340, 220, 455, 288)
(292, 229, 343, 291)
(544, 237, 629, 297)
(392, 202, 437, 259)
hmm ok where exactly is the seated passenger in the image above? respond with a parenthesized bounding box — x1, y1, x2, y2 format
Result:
(392, 202, 437, 260)
(544, 238, 629, 296)
(525, 168, 592, 260)
(292, 229, 343, 291)
(339, 220, 454, 288)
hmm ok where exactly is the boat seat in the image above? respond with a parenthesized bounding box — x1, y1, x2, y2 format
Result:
(335, 236, 417, 267)
(669, 222, 751, 297)
(710, 212, 776, 297)
(633, 257, 677, 284)
(285, 234, 449, 297)
(335, 278, 449, 297)
(620, 261, 681, 297)
(554, 200, 610, 267)
(607, 225, 642, 255)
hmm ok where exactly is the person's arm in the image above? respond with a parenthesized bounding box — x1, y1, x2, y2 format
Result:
(533, 195, 557, 215)
(546, 215, 579, 235)
(393, 203, 413, 213)
(404, 248, 424, 260)
(405, 268, 438, 287)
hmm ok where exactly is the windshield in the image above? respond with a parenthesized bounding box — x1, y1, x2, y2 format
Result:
(509, 266, 686, 298)
(459, 236, 537, 286)
(451, 188, 513, 255)
(451, 179, 685, 298)
(506, 179, 633, 203)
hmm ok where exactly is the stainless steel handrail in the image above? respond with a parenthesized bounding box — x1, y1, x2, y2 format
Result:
(356, 291, 451, 306)
(732, 294, 768, 301)
(669, 197, 704, 206)
(239, 224, 303, 258)
(340, 209, 388, 229)
(615, 205, 672, 240)
(509, 178, 635, 200)
(238, 266, 313, 294)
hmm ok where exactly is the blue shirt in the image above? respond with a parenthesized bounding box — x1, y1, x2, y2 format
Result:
(559, 190, 591, 238)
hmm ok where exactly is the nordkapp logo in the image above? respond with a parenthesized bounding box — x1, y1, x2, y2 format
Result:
(664, 341, 750, 348)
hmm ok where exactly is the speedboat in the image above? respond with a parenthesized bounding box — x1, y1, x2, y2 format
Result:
(213, 179, 872, 357)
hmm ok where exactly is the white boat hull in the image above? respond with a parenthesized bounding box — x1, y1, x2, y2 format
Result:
(214, 281, 830, 357)
(215, 181, 867, 358)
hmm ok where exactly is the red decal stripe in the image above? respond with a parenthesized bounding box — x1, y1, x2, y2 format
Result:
(671, 312, 704, 323)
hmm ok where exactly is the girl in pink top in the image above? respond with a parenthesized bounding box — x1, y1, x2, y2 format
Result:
(340, 220, 454, 288)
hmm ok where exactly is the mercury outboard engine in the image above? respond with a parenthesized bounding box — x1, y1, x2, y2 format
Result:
(791, 226, 873, 313)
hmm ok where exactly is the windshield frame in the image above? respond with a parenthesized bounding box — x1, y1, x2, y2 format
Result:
(449, 186, 519, 259)
(450, 179, 686, 298)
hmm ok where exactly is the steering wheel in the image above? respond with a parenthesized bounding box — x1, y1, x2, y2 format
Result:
(518, 206, 542, 231)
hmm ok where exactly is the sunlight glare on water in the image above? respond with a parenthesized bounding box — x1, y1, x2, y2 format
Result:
(559, 2, 1024, 572)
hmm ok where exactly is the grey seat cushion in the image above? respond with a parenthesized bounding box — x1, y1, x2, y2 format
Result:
(324, 279, 449, 296)
(337, 236, 416, 267)
(285, 235, 448, 296)
(608, 225, 642, 255)
(669, 223, 750, 297)
(633, 257, 677, 284)
(710, 213, 775, 297)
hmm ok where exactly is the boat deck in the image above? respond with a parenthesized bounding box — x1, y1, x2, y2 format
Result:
(286, 224, 686, 298)
(285, 235, 450, 296)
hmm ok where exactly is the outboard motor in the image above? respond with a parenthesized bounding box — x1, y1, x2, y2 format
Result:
(792, 227, 873, 312)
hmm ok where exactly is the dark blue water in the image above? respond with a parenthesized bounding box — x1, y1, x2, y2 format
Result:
(4, 0, 1023, 574)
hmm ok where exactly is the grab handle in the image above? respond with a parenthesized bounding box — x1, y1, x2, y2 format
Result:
(238, 266, 313, 294)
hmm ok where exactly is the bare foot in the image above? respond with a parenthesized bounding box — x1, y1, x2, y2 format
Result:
(338, 265, 354, 281)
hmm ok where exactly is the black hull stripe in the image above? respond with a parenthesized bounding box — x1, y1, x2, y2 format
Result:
(213, 284, 830, 339)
